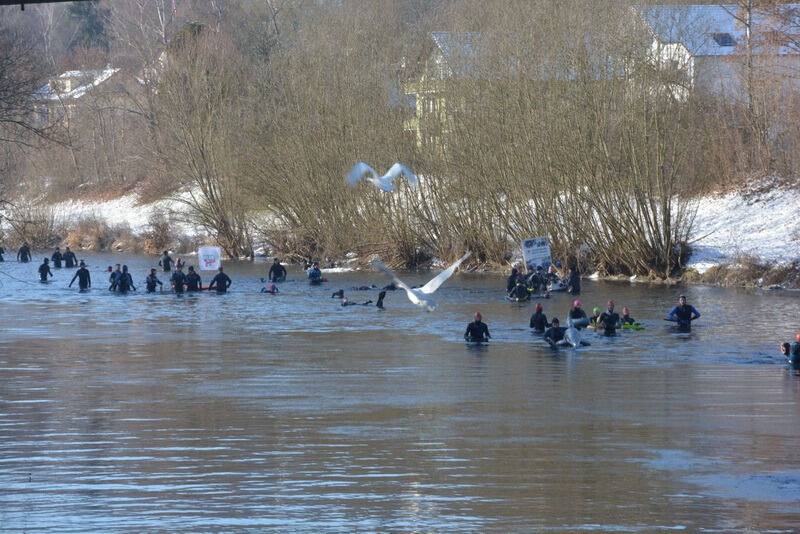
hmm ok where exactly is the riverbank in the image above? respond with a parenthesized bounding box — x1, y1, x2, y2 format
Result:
(2, 184, 799, 287)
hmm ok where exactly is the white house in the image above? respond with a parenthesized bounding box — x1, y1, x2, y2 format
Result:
(32, 68, 120, 127)
(636, 4, 800, 101)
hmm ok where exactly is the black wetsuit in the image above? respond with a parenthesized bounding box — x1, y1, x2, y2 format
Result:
(159, 254, 174, 272)
(668, 304, 701, 329)
(544, 326, 566, 345)
(510, 283, 529, 301)
(269, 263, 287, 282)
(38, 263, 52, 282)
(17, 245, 31, 263)
(70, 267, 91, 290)
(790, 342, 800, 371)
(527, 272, 545, 293)
(145, 274, 162, 293)
(117, 273, 135, 293)
(464, 320, 491, 342)
(569, 308, 588, 321)
(0, 246, 4, 261)
(185, 272, 202, 292)
(209, 272, 232, 293)
(109, 270, 121, 290)
(307, 268, 322, 283)
(63, 251, 77, 268)
(506, 273, 519, 293)
(51, 251, 62, 268)
(598, 311, 620, 336)
(621, 314, 636, 325)
(171, 271, 186, 294)
(567, 270, 580, 294)
(529, 311, 549, 333)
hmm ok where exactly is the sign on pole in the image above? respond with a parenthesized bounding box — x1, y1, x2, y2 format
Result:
(521, 236, 552, 271)
(198, 246, 222, 271)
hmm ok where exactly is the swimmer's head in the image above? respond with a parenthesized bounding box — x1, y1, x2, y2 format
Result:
(607, 300, 615, 311)
(535, 302, 543, 311)
(796, 332, 800, 342)
(593, 307, 601, 314)
(573, 299, 581, 308)
(474, 312, 482, 321)
(782, 342, 791, 355)
(551, 318, 560, 326)
(622, 306, 630, 315)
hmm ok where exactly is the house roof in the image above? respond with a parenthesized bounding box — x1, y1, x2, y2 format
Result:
(33, 68, 120, 102)
(430, 32, 485, 77)
(637, 4, 800, 57)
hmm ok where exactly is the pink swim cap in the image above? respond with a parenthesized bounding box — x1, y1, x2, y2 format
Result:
(573, 299, 581, 307)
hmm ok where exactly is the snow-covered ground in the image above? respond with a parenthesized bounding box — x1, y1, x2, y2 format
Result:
(49, 194, 196, 235)
(687, 187, 800, 273)
(8, 186, 800, 273)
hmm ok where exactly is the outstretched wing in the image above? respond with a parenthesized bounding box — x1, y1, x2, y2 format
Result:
(419, 251, 472, 295)
(382, 163, 419, 187)
(371, 259, 421, 304)
(346, 162, 378, 186)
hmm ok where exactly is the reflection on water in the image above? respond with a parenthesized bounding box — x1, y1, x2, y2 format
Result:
(1, 253, 800, 532)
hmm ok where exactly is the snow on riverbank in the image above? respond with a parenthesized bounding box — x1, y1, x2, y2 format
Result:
(687, 187, 800, 273)
(49, 194, 196, 235)
(13, 186, 799, 273)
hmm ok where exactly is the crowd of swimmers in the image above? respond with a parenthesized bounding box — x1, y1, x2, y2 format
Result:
(6, 244, 800, 370)
(466, 294, 700, 346)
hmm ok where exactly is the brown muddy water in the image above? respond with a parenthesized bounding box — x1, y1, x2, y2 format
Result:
(1, 253, 799, 532)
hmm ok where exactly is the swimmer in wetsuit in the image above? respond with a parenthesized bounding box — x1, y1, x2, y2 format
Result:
(568, 299, 588, 328)
(464, 312, 491, 343)
(621, 307, 636, 325)
(171, 266, 187, 294)
(51, 247, 62, 268)
(307, 262, 322, 284)
(510, 281, 530, 301)
(185, 266, 202, 292)
(597, 300, 621, 336)
(69, 261, 91, 290)
(17, 242, 31, 263)
(261, 283, 279, 294)
(38, 258, 53, 282)
(529, 302, 549, 333)
(589, 307, 601, 327)
(208, 266, 232, 294)
(268, 258, 287, 282)
(785, 333, 800, 371)
(544, 318, 566, 346)
(145, 268, 163, 293)
(62, 247, 77, 268)
(666, 295, 700, 330)
(116, 265, 136, 293)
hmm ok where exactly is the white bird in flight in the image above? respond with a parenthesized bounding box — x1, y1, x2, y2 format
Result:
(371, 251, 472, 311)
(345, 162, 419, 192)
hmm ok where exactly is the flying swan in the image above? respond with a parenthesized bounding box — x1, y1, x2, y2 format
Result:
(345, 162, 419, 192)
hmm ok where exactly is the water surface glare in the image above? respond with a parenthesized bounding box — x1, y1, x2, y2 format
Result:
(1, 254, 800, 532)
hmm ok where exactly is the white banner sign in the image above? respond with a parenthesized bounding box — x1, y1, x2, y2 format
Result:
(521, 236, 552, 270)
(198, 246, 222, 271)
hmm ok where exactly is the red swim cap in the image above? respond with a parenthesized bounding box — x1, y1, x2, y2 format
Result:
(535, 303, 543, 311)
(796, 332, 800, 342)
(475, 312, 482, 321)
(573, 299, 581, 307)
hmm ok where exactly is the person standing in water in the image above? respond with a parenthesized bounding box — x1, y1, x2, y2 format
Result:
(782, 333, 800, 372)
(109, 264, 122, 290)
(51, 247, 63, 268)
(145, 268, 163, 293)
(38, 257, 53, 282)
(171, 265, 187, 294)
(544, 317, 567, 346)
(185, 266, 202, 292)
(17, 242, 31, 263)
(69, 261, 91, 291)
(464, 312, 491, 343)
(115, 265, 136, 293)
(529, 302, 549, 333)
(0, 245, 4, 261)
(568, 299, 588, 328)
(208, 266, 232, 294)
(62, 247, 77, 268)
(269, 258, 287, 282)
(597, 300, 621, 336)
(667, 295, 701, 330)
(159, 251, 174, 272)
(566, 266, 581, 295)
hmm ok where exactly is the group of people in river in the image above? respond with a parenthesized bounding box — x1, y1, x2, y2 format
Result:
(466, 295, 700, 346)
(506, 262, 582, 300)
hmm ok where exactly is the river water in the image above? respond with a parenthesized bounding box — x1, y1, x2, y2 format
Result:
(1, 253, 799, 532)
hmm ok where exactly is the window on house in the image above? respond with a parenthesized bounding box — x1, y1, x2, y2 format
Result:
(712, 33, 736, 47)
